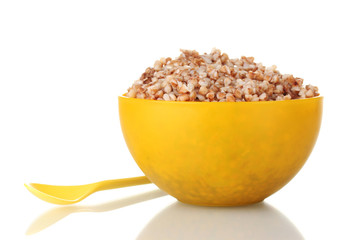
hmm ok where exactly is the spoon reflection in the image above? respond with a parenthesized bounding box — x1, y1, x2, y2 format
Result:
(26, 189, 166, 235)
(137, 202, 304, 240)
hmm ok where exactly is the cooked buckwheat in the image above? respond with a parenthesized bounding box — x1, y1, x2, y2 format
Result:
(126, 49, 319, 102)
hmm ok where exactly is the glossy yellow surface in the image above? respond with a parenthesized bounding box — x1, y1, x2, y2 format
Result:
(119, 96, 323, 206)
(25, 177, 151, 205)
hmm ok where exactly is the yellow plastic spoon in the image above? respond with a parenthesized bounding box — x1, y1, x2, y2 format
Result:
(24, 176, 151, 205)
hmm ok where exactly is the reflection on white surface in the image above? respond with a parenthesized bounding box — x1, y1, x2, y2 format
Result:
(26, 189, 166, 235)
(137, 202, 303, 240)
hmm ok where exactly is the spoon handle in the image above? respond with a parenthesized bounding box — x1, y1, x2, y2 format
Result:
(95, 176, 151, 191)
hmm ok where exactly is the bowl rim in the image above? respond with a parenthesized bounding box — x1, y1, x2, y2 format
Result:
(119, 94, 323, 104)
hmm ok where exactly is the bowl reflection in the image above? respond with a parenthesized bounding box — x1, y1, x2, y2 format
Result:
(137, 202, 304, 240)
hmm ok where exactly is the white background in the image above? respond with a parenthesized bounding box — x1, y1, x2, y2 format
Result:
(1, 0, 359, 239)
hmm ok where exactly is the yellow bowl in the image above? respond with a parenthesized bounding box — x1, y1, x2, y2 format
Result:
(118, 96, 323, 206)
